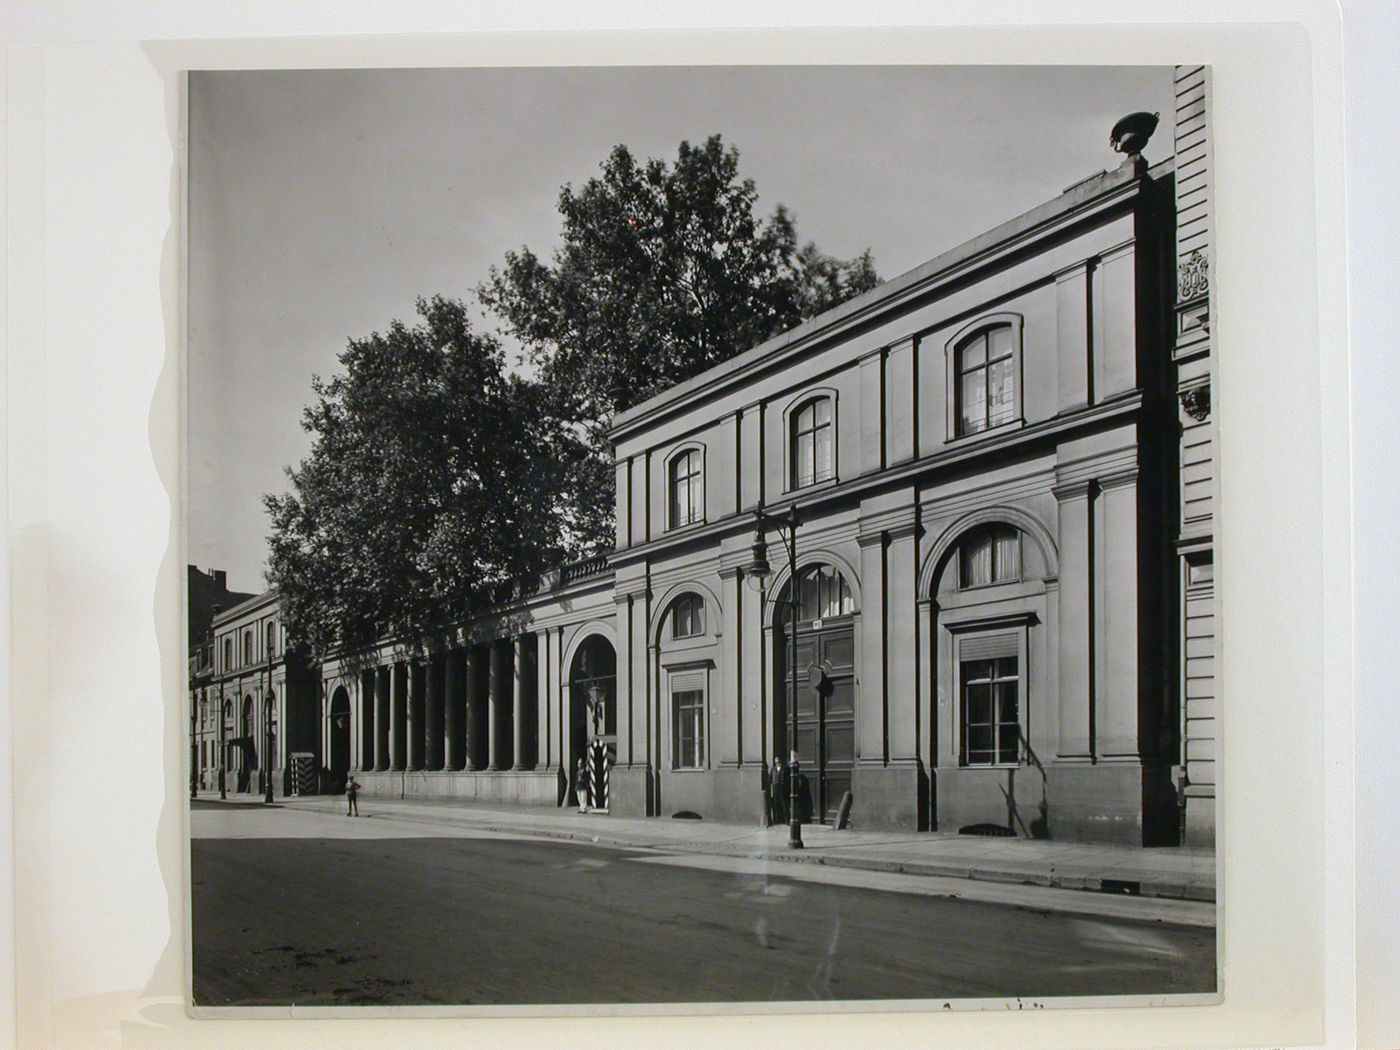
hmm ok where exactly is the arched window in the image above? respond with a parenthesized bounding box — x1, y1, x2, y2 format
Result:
(242, 629, 253, 666)
(954, 324, 1017, 436)
(670, 593, 705, 639)
(782, 564, 854, 623)
(791, 397, 834, 488)
(266, 621, 277, 659)
(223, 638, 232, 673)
(668, 448, 703, 528)
(958, 525, 1022, 588)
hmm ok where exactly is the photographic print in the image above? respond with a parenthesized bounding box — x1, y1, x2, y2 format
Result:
(185, 63, 1218, 1010)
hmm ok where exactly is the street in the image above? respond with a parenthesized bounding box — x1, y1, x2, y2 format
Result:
(190, 801, 1216, 1007)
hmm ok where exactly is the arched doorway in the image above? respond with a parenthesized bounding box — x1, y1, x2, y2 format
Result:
(238, 695, 255, 792)
(776, 564, 857, 823)
(328, 687, 351, 793)
(568, 635, 616, 804)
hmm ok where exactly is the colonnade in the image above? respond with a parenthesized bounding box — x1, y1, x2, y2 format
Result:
(352, 635, 542, 775)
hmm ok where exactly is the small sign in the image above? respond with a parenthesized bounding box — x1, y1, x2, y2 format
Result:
(812, 618, 824, 630)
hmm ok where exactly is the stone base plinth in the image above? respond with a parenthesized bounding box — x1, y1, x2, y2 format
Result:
(851, 762, 926, 830)
(354, 769, 557, 805)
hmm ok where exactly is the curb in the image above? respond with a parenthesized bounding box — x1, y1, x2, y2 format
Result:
(210, 795, 1217, 905)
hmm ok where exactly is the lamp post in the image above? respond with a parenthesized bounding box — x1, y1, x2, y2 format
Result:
(745, 504, 804, 850)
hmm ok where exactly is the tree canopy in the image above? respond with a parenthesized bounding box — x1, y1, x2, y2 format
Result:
(264, 296, 589, 660)
(480, 134, 880, 444)
(266, 136, 881, 655)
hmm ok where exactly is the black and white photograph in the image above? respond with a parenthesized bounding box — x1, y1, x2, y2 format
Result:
(184, 62, 1219, 1011)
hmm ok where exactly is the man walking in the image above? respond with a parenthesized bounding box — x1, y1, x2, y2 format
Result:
(346, 775, 360, 817)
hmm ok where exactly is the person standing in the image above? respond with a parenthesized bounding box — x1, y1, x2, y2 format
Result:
(346, 775, 360, 817)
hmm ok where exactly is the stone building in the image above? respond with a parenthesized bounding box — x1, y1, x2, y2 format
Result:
(193, 75, 1216, 847)
(190, 587, 318, 796)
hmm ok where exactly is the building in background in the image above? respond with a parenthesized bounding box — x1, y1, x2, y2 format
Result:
(191, 69, 1216, 848)
(190, 583, 318, 796)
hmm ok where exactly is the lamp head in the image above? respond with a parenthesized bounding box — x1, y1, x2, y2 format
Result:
(1109, 111, 1160, 158)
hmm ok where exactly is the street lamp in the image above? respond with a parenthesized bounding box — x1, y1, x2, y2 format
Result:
(745, 503, 804, 850)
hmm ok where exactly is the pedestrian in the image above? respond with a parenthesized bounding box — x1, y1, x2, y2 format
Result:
(346, 775, 360, 817)
(769, 755, 787, 825)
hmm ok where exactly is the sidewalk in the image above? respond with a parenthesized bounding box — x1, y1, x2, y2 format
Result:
(197, 792, 1217, 904)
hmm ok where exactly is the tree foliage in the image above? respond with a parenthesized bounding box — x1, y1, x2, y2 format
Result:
(264, 296, 588, 661)
(479, 136, 880, 535)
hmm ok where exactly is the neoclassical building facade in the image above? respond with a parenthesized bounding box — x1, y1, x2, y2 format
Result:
(192, 77, 1216, 847)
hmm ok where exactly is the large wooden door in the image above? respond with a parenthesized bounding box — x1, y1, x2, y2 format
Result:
(779, 618, 856, 823)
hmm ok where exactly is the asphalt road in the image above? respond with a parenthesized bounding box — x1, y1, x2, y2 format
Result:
(191, 807, 1215, 1007)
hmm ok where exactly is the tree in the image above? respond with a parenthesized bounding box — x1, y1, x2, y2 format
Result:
(479, 135, 880, 551)
(264, 296, 586, 661)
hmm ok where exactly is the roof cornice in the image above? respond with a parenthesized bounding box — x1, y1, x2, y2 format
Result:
(609, 158, 1172, 442)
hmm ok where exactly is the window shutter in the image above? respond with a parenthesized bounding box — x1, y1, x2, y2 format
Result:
(959, 633, 1019, 661)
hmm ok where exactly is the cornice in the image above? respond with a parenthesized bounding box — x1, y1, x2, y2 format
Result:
(609, 165, 1160, 442)
(611, 394, 1141, 569)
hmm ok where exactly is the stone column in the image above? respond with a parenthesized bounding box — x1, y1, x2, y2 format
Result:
(886, 522, 920, 761)
(859, 348, 886, 475)
(464, 646, 482, 771)
(1055, 480, 1094, 760)
(488, 641, 506, 770)
(512, 635, 529, 769)
(1098, 470, 1141, 759)
(1055, 261, 1093, 410)
(741, 569, 766, 765)
(444, 649, 464, 770)
(1097, 241, 1138, 399)
(535, 631, 552, 770)
(885, 337, 917, 464)
(718, 568, 743, 766)
(614, 593, 634, 766)
(857, 531, 888, 764)
(374, 666, 390, 771)
(426, 654, 445, 771)
(407, 661, 426, 771)
(389, 662, 407, 772)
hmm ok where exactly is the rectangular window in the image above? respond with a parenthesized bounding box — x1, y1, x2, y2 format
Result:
(960, 653, 1020, 766)
(673, 688, 706, 769)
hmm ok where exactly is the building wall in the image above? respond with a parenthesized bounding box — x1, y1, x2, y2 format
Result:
(1173, 65, 1217, 846)
(605, 153, 1182, 843)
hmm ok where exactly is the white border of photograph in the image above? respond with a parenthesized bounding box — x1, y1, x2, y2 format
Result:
(4, 2, 1356, 1048)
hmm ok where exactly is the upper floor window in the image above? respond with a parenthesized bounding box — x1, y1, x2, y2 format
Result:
(223, 638, 232, 673)
(959, 525, 1022, 589)
(243, 629, 253, 666)
(266, 621, 277, 659)
(955, 324, 1017, 436)
(670, 594, 705, 639)
(668, 448, 703, 528)
(791, 397, 835, 488)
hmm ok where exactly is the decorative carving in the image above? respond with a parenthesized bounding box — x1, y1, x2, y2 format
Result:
(1179, 249, 1209, 301)
(1180, 383, 1211, 422)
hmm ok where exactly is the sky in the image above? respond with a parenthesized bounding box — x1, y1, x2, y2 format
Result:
(187, 64, 1174, 590)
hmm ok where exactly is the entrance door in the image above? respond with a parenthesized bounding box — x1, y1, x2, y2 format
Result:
(328, 687, 351, 793)
(776, 565, 857, 823)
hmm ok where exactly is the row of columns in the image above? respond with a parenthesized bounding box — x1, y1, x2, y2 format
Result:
(356, 636, 540, 774)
